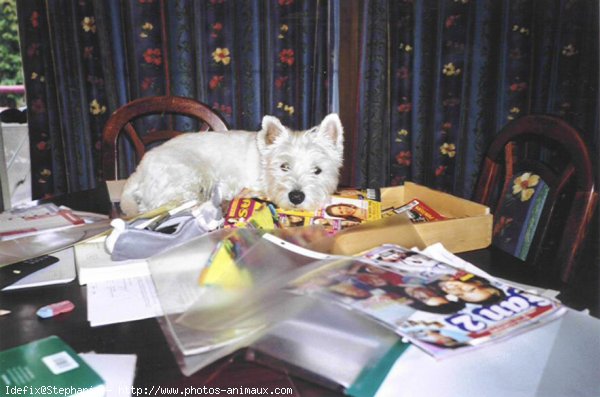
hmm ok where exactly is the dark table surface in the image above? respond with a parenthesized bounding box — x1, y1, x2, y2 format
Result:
(1, 185, 598, 396)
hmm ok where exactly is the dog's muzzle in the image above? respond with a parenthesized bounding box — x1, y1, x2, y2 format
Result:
(288, 190, 305, 205)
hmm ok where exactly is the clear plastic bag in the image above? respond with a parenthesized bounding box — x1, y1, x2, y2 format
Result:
(147, 227, 337, 375)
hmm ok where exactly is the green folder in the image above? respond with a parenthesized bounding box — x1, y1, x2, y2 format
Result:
(347, 340, 410, 397)
(0, 336, 105, 397)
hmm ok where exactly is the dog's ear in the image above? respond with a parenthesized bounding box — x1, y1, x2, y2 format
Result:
(260, 115, 288, 146)
(318, 113, 344, 150)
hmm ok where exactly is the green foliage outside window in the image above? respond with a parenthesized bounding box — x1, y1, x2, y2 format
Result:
(0, 0, 24, 107)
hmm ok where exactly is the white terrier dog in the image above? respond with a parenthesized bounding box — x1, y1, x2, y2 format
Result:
(119, 113, 344, 216)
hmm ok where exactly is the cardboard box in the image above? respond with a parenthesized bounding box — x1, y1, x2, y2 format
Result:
(332, 182, 492, 255)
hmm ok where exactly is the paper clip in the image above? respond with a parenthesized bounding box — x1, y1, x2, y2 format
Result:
(36, 300, 75, 319)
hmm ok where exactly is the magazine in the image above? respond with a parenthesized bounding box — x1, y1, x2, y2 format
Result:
(277, 208, 314, 228)
(382, 198, 446, 222)
(287, 244, 566, 359)
(318, 189, 382, 224)
(224, 198, 278, 229)
(0, 203, 85, 240)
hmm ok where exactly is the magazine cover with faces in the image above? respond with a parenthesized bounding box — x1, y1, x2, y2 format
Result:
(287, 244, 566, 359)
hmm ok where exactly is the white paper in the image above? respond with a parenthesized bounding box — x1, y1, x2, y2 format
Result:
(79, 353, 137, 397)
(375, 309, 600, 397)
(105, 180, 126, 203)
(416, 242, 494, 279)
(417, 243, 560, 298)
(75, 236, 150, 285)
(87, 275, 163, 327)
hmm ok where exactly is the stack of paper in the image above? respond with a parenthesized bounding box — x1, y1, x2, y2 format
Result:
(74, 235, 150, 285)
(0, 203, 86, 240)
(86, 275, 163, 327)
(79, 353, 137, 397)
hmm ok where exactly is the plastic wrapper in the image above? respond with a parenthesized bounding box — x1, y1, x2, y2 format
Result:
(147, 226, 339, 375)
(246, 299, 407, 395)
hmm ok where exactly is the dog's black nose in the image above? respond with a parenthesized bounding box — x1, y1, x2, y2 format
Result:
(288, 190, 305, 205)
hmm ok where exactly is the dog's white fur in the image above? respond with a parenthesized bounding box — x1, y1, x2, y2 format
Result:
(120, 114, 344, 216)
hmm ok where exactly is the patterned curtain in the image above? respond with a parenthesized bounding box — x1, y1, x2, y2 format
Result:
(15, 0, 599, 200)
(17, 0, 337, 199)
(354, 0, 598, 199)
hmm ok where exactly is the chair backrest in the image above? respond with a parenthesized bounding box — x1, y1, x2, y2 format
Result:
(473, 114, 597, 283)
(101, 96, 228, 180)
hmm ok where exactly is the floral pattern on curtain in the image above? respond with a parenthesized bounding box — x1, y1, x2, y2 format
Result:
(17, 0, 336, 198)
(16, 0, 598, 201)
(354, 0, 598, 200)
(17, 1, 111, 198)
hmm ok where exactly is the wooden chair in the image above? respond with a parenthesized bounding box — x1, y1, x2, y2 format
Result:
(101, 96, 228, 180)
(473, 114, 597, 284)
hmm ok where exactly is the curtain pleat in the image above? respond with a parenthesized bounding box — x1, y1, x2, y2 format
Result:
(456, 0, 499, 197)
(410, 1, 438, 187)
(17, 2, 63, 198)
(355, 0, 390, 188)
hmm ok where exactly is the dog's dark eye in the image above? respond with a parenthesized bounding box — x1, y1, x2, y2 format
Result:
(313, 167, 322, 175)
(280, 163, 290, 172)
